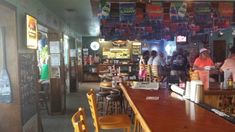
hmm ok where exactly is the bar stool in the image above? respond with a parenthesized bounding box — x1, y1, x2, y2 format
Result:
(105, 89, 124, 115)
(38, 80, 50, 114)
(99, 81, 112, 91)
(96, 91, 110, 115)
(97, 82, 112, 114)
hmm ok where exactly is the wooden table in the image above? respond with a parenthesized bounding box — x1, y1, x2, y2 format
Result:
(120, 83, 235, 132)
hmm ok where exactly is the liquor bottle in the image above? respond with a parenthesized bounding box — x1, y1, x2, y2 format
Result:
(227, 73, 233, 89)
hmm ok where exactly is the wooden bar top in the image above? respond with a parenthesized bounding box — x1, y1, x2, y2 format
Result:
(120, 83, 235, 132)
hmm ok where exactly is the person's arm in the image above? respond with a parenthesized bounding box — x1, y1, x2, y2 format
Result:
(193, 65, 204, 70)
(220, 59, 229, 72)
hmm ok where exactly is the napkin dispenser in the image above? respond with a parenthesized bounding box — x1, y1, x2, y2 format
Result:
(131, 81, 159, 90)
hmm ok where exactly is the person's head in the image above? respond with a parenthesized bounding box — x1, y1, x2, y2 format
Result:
(199, 48, 209, 58)
(230, 46, 235, 54)
(151, 50, 157, 57)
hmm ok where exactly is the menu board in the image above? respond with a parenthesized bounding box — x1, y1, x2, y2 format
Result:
(19, 53, 37, 124)
(103, 48, 130, 59)
(132, 43, 141, 55)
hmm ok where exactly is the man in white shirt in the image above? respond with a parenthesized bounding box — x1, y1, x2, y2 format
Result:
(148, 50, 158, 77)
(152, 51, 166, 80)
(147, 50, 157, 65)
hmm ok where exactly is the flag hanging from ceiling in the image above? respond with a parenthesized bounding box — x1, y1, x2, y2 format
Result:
(146, 2, 163, 20)
(119, 2, 136, 22)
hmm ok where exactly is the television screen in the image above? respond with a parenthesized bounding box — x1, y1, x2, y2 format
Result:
(176, 35, 187, 43)
(26, 14, 38, 49)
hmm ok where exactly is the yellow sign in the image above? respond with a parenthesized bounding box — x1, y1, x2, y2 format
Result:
(26, 14, 38, 49)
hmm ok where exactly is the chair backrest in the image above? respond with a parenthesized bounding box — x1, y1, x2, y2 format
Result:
(144, 64, 153, 81)
(71, 107, 88, 132)
(151, 65, 158, 78)
(87, 89, 100, 132)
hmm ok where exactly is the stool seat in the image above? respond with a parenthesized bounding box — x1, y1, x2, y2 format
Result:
(96, 91, 110, 97)
(109, 89, 121, 95)
(105, 93, 123, 115)
(100, 82, 112, 87)
(96, 91, 111, 115)
(106, 94, 122, 101)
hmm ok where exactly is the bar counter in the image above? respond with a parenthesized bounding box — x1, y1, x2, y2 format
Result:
(204, 82, 235, 95)
(204, 82, 235, 116)
(120, 82, 235, 132)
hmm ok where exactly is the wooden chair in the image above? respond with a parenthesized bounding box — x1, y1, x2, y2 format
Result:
(145, 64, 152, 81)
(71, 107, 88, 132)
(87, 89, 131, 132)
(151, 65, 159, 78)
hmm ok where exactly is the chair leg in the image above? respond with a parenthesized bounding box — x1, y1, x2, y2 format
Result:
(134, 115, 142, 132)
(124, 127, 130, 132)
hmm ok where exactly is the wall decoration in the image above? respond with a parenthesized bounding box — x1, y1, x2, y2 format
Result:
(49, 41, 60, 53)
(101, 2, 111, 18)
(26, 14, 38, 49)
(90, 41, 100, 51)
(50, 54, 60, 66)
(99, 1, 235, 41)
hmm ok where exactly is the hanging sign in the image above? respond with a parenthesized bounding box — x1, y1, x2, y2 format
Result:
(26, 14, 38, 49)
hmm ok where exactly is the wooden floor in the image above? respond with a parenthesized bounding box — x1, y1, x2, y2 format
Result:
(41, 82, 127, 132)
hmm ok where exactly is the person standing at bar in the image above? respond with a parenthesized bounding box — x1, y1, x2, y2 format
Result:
(146, 50, 157, 80)
(143, 50, 150, 64)
(193, 48, 214, 90)
(150, 50, 159, 79)
(220, 46, 235, 82)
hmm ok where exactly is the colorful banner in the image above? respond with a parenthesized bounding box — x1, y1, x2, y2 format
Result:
(178, 2, 187, 18)
(146, 2, 163, 20)
(119, 2, 136, 22)
(101, 2, 111, 18)
(169, 2, 178, 23)
(219, 2, 233, 17)
(194, 2, 211, 26)
(194, 2, 211, 14)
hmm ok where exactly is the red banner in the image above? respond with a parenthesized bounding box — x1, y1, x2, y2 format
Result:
(219, 2, 233, 17)
(146, 3, 163, 19)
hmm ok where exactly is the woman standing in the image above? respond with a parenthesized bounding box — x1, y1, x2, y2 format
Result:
(220, 46, 235, 82)
(193, 48, 214, 90)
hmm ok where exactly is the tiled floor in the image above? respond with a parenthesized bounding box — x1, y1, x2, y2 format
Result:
(41, 82, 127, 132)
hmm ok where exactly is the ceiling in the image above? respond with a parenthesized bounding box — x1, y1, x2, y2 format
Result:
(39, 0, 100, 36)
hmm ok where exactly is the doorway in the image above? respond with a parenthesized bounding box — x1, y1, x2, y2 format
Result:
(213, 40, 226, 63)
